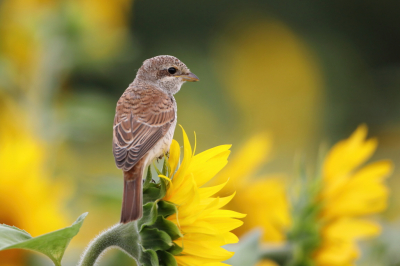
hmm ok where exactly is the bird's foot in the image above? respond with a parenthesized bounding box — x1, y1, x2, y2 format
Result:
(143, 179, 156, 184)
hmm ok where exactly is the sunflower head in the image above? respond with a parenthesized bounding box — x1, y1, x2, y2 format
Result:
(287, 125, 393, 266)
(79, 126, 246, 266)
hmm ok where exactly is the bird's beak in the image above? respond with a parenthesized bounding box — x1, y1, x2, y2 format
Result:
(179, 72, 199, 82)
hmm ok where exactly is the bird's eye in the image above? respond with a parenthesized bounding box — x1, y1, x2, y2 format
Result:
(168, 67, 177, 74)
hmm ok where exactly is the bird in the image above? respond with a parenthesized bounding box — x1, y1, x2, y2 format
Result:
(113, 55, 199, 223)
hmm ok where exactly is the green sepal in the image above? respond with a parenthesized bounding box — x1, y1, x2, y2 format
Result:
(151, 216, 182, 240)
(141, 227, 173, 251)
(143, 178, 167, 204)
(0, 213, 87, 266)
(138, 202, 158, 231)
(162, 156, 170, 177)
(158, 177, 167, 199)
(157, 250, 178, 266)
(143, 184, 162, 204)
(140, 245, 160, 266)
(80, 163, 181, 265)
(143, 166, 153, 189)
(153, 162, 163, 175)
(167, 242, 184, 255)
(157, 201, 178, 217)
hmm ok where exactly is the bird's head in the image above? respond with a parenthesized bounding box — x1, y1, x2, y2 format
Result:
(135, 55, 199, 94)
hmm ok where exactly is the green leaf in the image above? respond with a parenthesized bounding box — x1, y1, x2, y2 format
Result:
(157, 201, 177, 217)
(225, 229, 262, 266)
(138, 202, 158, 231)
(151, 216, 182, 240)
(157, 250, 178, 266)
(0, 213, 87, 266)
(141, 227, 172, 251)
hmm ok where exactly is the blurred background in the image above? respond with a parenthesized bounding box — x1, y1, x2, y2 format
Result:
(1, 0, 400, 265)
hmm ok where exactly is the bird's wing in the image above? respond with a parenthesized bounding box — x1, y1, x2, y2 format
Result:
(113, 86, 175, 171)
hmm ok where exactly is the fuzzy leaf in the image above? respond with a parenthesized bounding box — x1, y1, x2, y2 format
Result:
(141, 227, 173, 251)
(0, 213, 87, 266)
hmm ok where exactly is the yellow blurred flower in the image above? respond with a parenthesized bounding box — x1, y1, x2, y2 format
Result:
(256, 260, 279, 266)
(163, 127, 245, 266)
(210, 134, 291, 243)
(0, 0, 133, 95)
(0, 101, 70, 265)
(216, 19, 323, 158)
(314, 125, 392, 265)
(234, 178, 290, 242)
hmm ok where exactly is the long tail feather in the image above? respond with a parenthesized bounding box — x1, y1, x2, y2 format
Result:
(121, 164, 144, 223)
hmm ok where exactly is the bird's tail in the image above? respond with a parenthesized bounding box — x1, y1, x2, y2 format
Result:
(121, 164, 144, 223)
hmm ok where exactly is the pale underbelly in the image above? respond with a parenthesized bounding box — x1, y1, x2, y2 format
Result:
(143, 121, 176, 168)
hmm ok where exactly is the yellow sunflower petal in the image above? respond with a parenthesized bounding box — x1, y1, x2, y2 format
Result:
(172, 126, 193, 189)
(204, 209, 246, 219)
(221, 231, 239, 244)
(168, 139, 181, 177)
(198, 180, 229, 199)
(323, 125, 377, 182)
(209, 133, 272, 193)
(322, 218, 380, 241)
(163, 127, 244, 266)
(204, 263, 231, 266)
(314, 240, 358, 266)
(175, 255, 227, 266)
(192, 153, 230, 187)
(175, 239, 234, 260)
(315, 125, 392, 266)
(191, 145, 232, 166)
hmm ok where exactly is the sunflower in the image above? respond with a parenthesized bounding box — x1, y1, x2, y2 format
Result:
(314, 125, 392, 265)
(162, 127, 246, 266)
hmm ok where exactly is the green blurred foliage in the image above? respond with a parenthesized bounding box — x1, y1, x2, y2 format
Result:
(1, 0, 400, 265)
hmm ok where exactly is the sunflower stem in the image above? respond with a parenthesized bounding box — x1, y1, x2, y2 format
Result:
(78, 222, 141, 266)
(260, 244, 292, 265)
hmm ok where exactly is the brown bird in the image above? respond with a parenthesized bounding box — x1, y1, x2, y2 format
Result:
(113, 55, 199, 223)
